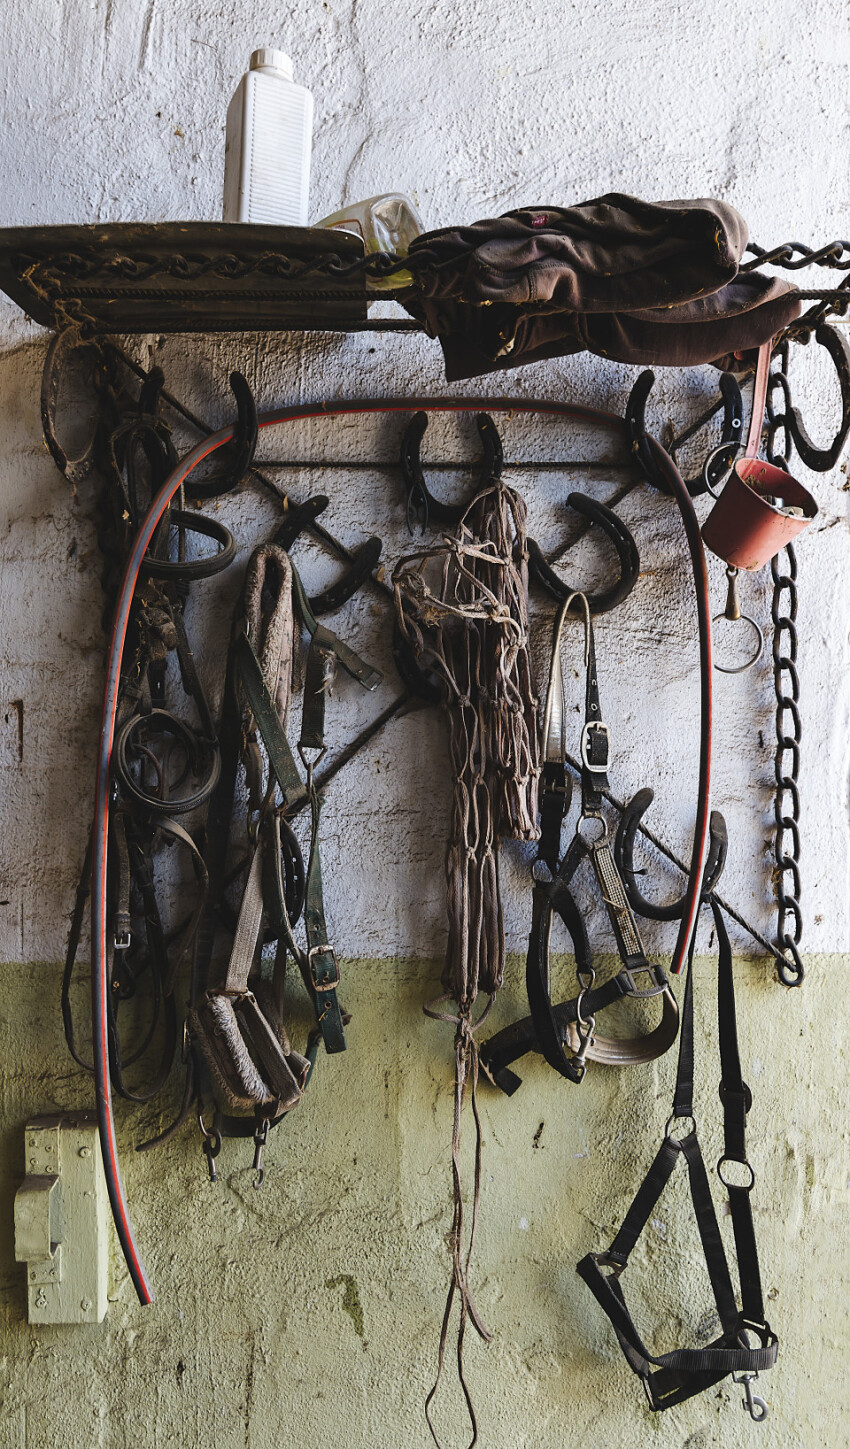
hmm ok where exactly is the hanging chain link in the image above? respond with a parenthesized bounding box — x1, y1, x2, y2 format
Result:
(743, 240, 850, 272)
(764, 355, 805, 986)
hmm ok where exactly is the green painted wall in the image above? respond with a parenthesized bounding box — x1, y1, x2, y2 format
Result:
(0, 952, 843, 1448)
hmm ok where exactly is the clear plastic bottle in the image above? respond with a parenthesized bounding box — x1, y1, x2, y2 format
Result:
(315, 194, 425, 288)
(223, 49, 313, 226)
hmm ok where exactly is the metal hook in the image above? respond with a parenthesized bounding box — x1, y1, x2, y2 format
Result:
(198, 1109, 222, 1184)
(734, 1371, 769, 1422)
(272, 495, 383, 617)
(252, 1117, 269, 1189)
(712, 566, 764, 674)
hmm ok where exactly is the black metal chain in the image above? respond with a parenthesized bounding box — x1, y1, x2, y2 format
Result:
(764, 353, 804, 986)
(743, 240, 850, 345)
(743, 240, 850, 271)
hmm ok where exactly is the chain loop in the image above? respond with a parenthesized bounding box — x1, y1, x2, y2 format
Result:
(763, 356, 805, 987)
(769, 537, 804, 986)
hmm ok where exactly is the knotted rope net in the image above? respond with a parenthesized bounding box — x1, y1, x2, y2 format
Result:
(393, 476, 539, 1447)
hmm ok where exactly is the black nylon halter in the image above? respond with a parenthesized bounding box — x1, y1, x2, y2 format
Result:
(483, 593, 676, 1092)
(577, 898, 777, 1416)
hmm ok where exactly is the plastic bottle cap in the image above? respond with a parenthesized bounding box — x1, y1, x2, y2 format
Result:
(250, 48, 294, 80)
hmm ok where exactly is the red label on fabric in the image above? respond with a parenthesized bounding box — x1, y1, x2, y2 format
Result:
(531, 214, 548, 228)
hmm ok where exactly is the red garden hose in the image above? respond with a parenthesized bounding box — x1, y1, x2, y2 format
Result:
(91, 396, 712, 1303)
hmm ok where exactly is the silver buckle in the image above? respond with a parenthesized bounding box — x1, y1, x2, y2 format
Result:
(580, 720, 610, 773)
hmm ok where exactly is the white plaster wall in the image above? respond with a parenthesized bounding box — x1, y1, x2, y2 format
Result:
(4, 0, 850, 962)
(0, 2, 849, 1446)
(1, 0, 849, 961)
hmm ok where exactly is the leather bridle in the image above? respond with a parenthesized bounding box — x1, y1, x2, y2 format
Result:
(87, 394, 712, 1307)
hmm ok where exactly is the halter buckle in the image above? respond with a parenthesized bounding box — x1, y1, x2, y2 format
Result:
(113, 912, 131, 951)
(580, 720, 610, 773)
(308, 943, 340, 991)
(620, 961, 669, 998)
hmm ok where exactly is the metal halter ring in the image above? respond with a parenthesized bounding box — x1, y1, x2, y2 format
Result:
(664, 1113, 697, 1143)
(712, 565, 764, 675)
(717, 1154, 756, 1192)
(577, 813, 608, 846)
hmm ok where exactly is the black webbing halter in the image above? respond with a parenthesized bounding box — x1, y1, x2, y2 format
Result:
(577, 898, 777, 1417)
(483, 593, 677, 1092)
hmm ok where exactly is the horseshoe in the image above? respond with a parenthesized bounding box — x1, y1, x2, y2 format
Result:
(626, 366, 744, 498)
(528, 491, 640, 615)
(184, 371, 258, 498)
(614, 788, 728, 921)
(786, 324, 850, 472)
(401, 410, 503, 532)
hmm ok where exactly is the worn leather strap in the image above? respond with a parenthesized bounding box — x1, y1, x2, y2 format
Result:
(744, 339, 773, 459)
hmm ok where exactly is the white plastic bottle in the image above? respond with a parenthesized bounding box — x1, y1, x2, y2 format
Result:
(223, 49, 313, 226)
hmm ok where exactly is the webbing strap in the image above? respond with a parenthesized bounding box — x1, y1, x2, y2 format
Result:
(303, 788, 346, 1054)
(577, 896, 777, 1411)
(234, 630, 307, 810)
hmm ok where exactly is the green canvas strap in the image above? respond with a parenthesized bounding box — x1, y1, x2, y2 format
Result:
(290, 560, 382, 750)
(267, 807, 346, 1055)
(302, 785, 345, 1053)
(234, 628, 307, 810)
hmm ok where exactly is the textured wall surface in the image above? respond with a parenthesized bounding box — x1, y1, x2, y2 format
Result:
(0, 0, 848, 1445)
